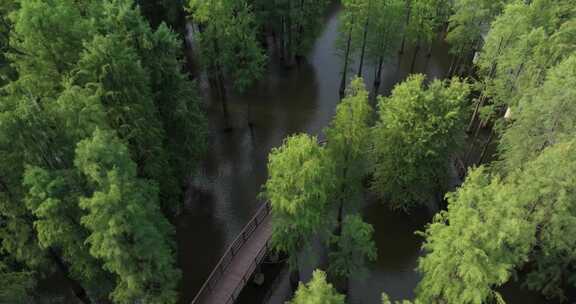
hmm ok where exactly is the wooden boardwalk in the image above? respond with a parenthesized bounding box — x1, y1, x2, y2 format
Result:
(191, 203, 273, 304)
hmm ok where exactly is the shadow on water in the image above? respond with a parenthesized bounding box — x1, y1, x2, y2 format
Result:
(177, 3, 554, 304)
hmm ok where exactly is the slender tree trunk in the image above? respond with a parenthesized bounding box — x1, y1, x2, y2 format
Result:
(279, 16, 286, 62)
(286, 10, 294, 66)
(357, 18, 370, 77)
(410, 40, 420, 73)
(466, 94, 486, 133)
(424, 44, 433, 71)
(478, 130, 494, 164)
(295, 0, 305, 65)
(339, 27, 353, 99)
(399, 0, 412, 55)
(372, 55, 384, 101)
(449, 51, 463, 77)
(289, 266, 301, 292)
(211, 37, 228, 114)
(343, 276, 350, 295)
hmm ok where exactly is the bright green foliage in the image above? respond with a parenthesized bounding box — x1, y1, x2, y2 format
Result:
(477, 0, 576, 110)
(23, 166, 109, 291)
(289, 270, 346, 304)
(0, 261, 35, 303)
(371, 75, 470, 210)
(7, 0, 93, 94)
(416, 139, 576, 302)
(511, 140, 576, 300)
(499, 55, 576, 173)
(329, 215, 377, 279)
(416, 167, 534, 304)
(0, 0, 203, 301)
(262, 134, 334, 267)
(382, 293, 418, 304)
(188, 0, 266, 92)
(446, 0, 510, 56)
(325, 77, 372, 216)
(75, 130, 180, 304)
(76, 33, 176, 212)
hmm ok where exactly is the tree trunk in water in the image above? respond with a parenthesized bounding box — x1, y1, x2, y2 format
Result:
(372, 55, 384, 102)
(279, 16, 286, 62)
(48, 250, 92, 304)
(295, 0, 305, 66)
(424, 44, 433, 72)
(286, 13, 294, 67)
(410, 41, 420, 73)
(339, 28, 353, 99)
(399, 0, 412, 55)
(289, 267, 301, 293)
(211, 37, 228, 114)
(336, 199, 344, 237)
(357, 19, 370, 77)
(342, 276, 350, 295)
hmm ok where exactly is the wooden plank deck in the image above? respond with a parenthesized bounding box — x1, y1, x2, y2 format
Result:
(192, 203, 273, 304)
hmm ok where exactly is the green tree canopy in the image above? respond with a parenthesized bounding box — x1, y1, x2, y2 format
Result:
(416, 167, 534, 304)
(289, 270, 346, 304)
(188, 0, 266, 93)
(371, 75, 470, 210)
(325, 77, 372, 226)
(262, 134, 334, 274)
(329, 215, 377, 280)
(498, 54, 576, 173)
(75, 129, 180, 304)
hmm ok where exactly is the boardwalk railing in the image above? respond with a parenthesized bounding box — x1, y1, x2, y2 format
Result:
(191, 202, 272, 304)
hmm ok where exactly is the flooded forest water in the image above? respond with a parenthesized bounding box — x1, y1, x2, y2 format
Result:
(175, 3, 550, 304)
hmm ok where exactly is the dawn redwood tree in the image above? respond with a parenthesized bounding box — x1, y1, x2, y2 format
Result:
(188, 0, 266, 106)
(336, 0, 364, 98)
(328, 215, 377, 293)
(498, 55, 576, 174)
(446, 0, 511, 74)
(365, 0, 405, 96)
(89, 0, 207, 213)
(371, 75, 470, 210)
(325, 77, 372, 232)
(416, 167, 534, 304)
(289, 270, 346, 304)
(75, 130, 181, 304)
(280, 0, 330, 65)
(416, 139, 576, 303)
(261, 134, 335, 290)
(1, 0, 205, 302)
(404, 0, 437, 73)
(513, 140, 576, 300)
(476, 0, 576, 112)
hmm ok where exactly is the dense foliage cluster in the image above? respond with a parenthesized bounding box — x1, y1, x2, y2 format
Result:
(0, 0, 206, 302)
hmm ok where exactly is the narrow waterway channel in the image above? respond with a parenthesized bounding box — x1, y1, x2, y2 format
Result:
(176, 3, 551, 304)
